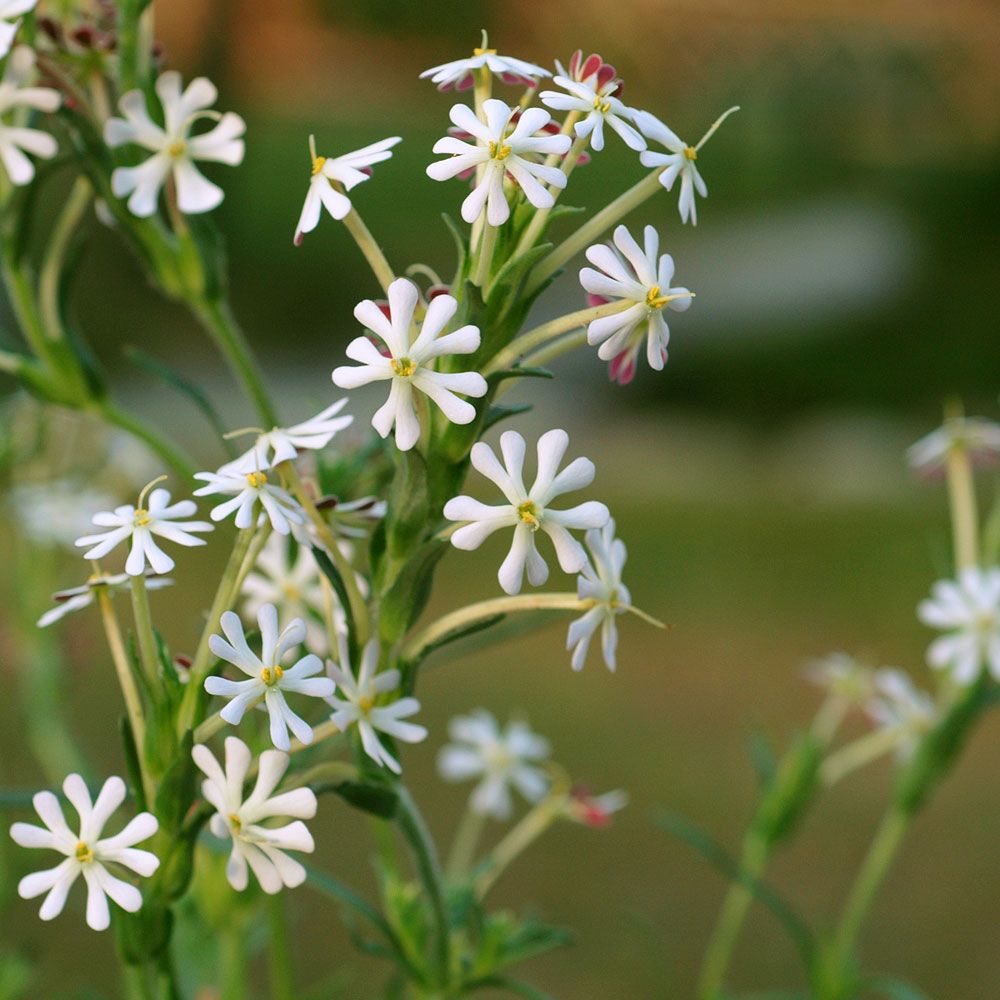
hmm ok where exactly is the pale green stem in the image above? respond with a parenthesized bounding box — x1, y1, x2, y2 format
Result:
(945, 413, 979, 571)
(129, 573, 160, 686)
(219, 924, 248, 1000)
(810, 693, 849, 745)
(526, 169, 665, 295)
(820, 726, 908, 786)
(445, 805, 486, 881)
(192, 702, 254, 745)
(493, 330, 588, 396)
(341, 205, 395, 295)
(542, 110, 582, 169)
(267, 895, 295, 1000)
(484, 301, 633, 376)
(39, 176, 92, 341)
(473, 222, 498, 289)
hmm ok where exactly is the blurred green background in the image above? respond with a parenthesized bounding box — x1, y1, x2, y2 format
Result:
(2, 0, 1000, 996)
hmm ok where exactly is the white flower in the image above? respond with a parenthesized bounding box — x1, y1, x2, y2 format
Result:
(294, 134, 401, 244)
(865, 669, 936, 759)
(426, 99, 570, 226)
(75, 487, 213, 576)
(192, 736, 317, 894)
(806, 652, 875, 704)
(9, 481, 119, 550)
(539, 75, 646, 153)
(332, 277, 487, 451)
(0, 0, 36, 59)
(326, 638, 427, 775)
(241, 535, 330, 654)
(420, 41, 549, 91)
(567, 519, 631, 671)
(204, 604, 334, 751)
(635, 106, 739, 225)
(224, 400, 353, 475)
(0, 46, 60, 186)
(9, 774, 159, 931)
(580, 224, 692, 372)
(104, 71, 245, 218)
(437, 710, 550, 819)
(38, 571, 173, 628)
(907, 417, 1000, 480)
(193, 466, 304, 535)
(443, 429, 610, 595)
(917, 568, 1000, 684)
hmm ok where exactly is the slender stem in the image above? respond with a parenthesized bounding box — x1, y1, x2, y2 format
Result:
(191, 298, 277, 427)
(820, 726, 908, 786)
(445, 805, 486, 880)
(39, 177, 92, 341)
(944, 405, 979, 571)
(117, 0, 144, 91)
(129, 574, 160, 686)
(267, 895, 295, 1000)
(123, 964, 154, 1000)
(341, 206, 395, 295)
(473, 222, 498, 289)
(219, 923, 249, 1000)
(193, 704, 251, 745)
(3, 253, 60, 368)
(526, 169, 665, 295)
(485, 301, 632, 376)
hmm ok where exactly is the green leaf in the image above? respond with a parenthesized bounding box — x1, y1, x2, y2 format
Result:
(747, 728, 778, 790)
(862, 976, 931, 1000)
(466, 975, 555, 1000)
(378, 539, 447, 652)
(311, 545, 356, 651)
(487, 367, 554, 385)
(441, 212, 470, 287)
(119, 715, 147, 813)
(385, 448, 430, 561)
(410, 613, 507, 666)
(482, 405, 532, 433)
(332, 779, 399, 820)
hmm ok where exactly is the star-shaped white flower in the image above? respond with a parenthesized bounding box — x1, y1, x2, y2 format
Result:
(38, 571, 173, 628)
(580, 224, 693, 373)
(420, 40, 549, 91)
(444, 429, 610, 595)
(907, 417, 1000, 480)
(539, 75, 646, 153)
(326, 638, 427, 775)
(426, 99, 570, 226)
(0, 0, 36, 59)
(0, 46, 60, 186)
(204, 604, 334, 751)
(104, 71, 246, 218)
(75, 487, 213, 576)
(865, 668, 936, 760)
(294, 134, 401, 244)
(437, 710, 550, 820)
(193, 466, 304, 535)
(9, 774, 159, 931)
(332, 277, 487, 451)
(224, 400, 353, 475)
(567, 518, 631, 672)
(635, 106, 739, 225)
(807, 652, 875, 705)
(192, 736, 317, 894)
(917, 567, 1000, 684)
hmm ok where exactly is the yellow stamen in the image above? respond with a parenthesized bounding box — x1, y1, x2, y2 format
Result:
(683, 146, 698, 160)
(311, 155, 327, 177)
(167, 140, 187, 158)
(488, 140, 512, 161)
(358, 695, 375, 713)
(75, 841, 93, 864)
(645, 285, 669, 309)
(391, 357, 417, 377)
(133, 508, 151, 526)
(593, 96, 611, 114)
(473, 47, 496, 56)
(228, 813, 242, 832)
(246, 471, 268, 489)
(517, 500, 541, 530)
(260, 665, 284, 686)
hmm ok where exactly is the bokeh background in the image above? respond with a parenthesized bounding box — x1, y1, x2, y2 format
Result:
(2, 0, 1000, 996)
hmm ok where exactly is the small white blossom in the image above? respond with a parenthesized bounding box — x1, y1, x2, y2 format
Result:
(907, 417, 1000, 480)
(635, 106, 739, 225)
(437, 710, 550, 819)
(0, 46, 60, 186)
(580, 224, 692, 372)
(224, 400, 353, 475)
(426, 99, 570, 226)
(9, 774, 159, 931)
(38, 571, 172, 628)
(326, 638, 427, 774)
(567, 519, 631, 671)
(0, 0, 36, 58)
(332, 277, 487, 451)
(917, 568, 1000, 684)
(104, 71, 245, 218)
(865, 669, 936, 760)
(9, 481, 119, 550)
(444, 429, 610, 595)
(192, 737, 317, 894)
(539, 75, 645, 153)
(420, 41, 549, 92)
(807, 652, 875, 705)
(294, 134, 401, 244)
(75, 487, 213, 576)
(205, 604, 334, 751)
(193, 466, 303, 535)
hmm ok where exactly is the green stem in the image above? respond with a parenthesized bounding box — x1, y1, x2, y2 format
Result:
(944, 404, 979, 571)
(220, 924, 249, 1000)
(341, 206, 395, 295)
(117, 0, 144, 91)
(123, 963, 154, 1000)
(97, 400, 196, 480)
(192, 298, 277, 427)
(820, 725, 908, 786)
(39, 177, 92, 342)
(267, 894, 295, 1000)
(129, 573, 160, 686)
(445, 805, 486, 880)
(473, 222, 498, 289)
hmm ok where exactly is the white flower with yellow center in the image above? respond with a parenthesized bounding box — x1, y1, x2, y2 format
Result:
(104, 71, 246, 218)
(9, 774, 159, 931)
(539, 75, 646, 153)
(437, 710, 550, 819)
(294, 134, 401, 244)
(635, 106, 739, 225)
(567, 519, 631, 672)
(38, 571, 173, 628)
(865, 669, 936, 760)
(326, 638, 427, 775)
(332, 277, 487, 451)
(444, 429, 610, 595)
(75, 484, 213, 576)
(204, 604, 334, 751)
(426, 99, 570, 226)
(192, 736, 317, 894)
(917, 567, 1000, 684)
(193, 465, 303, 535)
(223, 400, 353, 475)
(580, 224, 693, 373)
(0, 1, 36, 59)
(420, 41, 549, 91)
(0, 45, 60, 186)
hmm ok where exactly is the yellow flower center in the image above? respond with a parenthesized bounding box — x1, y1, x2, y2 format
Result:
(488, 140, 512, 161)
(473, 46, 496, 56)
(645, 285, 669, 309)
(75, 841, 94, 864)
(133, 507, 151, 526)
(593, 96, 611, 114)
(517, 500, 541, 530)
(391, 356, 417, 377)
(228, 813, 242, 832)
(283, 583, 301, 602)
(167, 139, 187, 158)
(246, 471, 268, 489)
(683, 146, 698, 160)
(311, 155, 327, 176)
(358, 695, 375, 713)
(260, 665, 284, 686)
